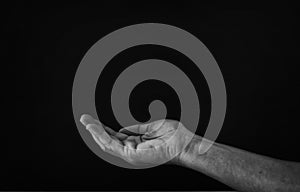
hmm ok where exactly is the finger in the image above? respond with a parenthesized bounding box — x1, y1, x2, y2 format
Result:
(143, 120, 168, 138)
(123, 140, 137, 160)
(119, 128, 144, 136)
(86, 124, 112, 145)
(106, 138, 126, 159)
(126, 136, 143, 146)
(80, 114, 118, 136)
(114, 132, 128, 140)
(87, 124, 126, 158)
(91, 133, 106, 151)
(124, 140, 135, 150)
(80, 114, 97, 126)
(144, 126, 174, 141)
(91, 118, 118, 136)
(150, 121, 175, 136)
(137, 138, 165, 150)
(119, 124, 147, 135)
(100, 123, 117, 136)
(119, 119, 165, 135)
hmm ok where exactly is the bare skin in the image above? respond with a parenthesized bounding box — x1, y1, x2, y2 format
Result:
(80, 114, 300, 192)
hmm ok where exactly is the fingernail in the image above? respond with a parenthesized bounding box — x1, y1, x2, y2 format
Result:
(80, 114, 94, 126)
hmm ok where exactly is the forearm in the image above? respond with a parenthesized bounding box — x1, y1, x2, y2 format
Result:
(178, 135, 300, 192)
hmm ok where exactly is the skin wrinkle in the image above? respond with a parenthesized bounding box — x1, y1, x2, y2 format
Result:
(81, 115, 300, 192)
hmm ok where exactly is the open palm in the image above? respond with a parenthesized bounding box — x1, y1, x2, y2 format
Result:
(80, 114, 194, 166)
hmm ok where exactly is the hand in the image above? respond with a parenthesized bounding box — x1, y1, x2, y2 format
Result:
(80, 114, 195, 166)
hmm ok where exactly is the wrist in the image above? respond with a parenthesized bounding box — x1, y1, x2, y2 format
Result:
(177, 134, 203, 166)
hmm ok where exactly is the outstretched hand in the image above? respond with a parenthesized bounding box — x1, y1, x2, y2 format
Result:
(80, 114, 195, 166)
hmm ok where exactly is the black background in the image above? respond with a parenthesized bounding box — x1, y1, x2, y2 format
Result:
(7, 1, 299, 191)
